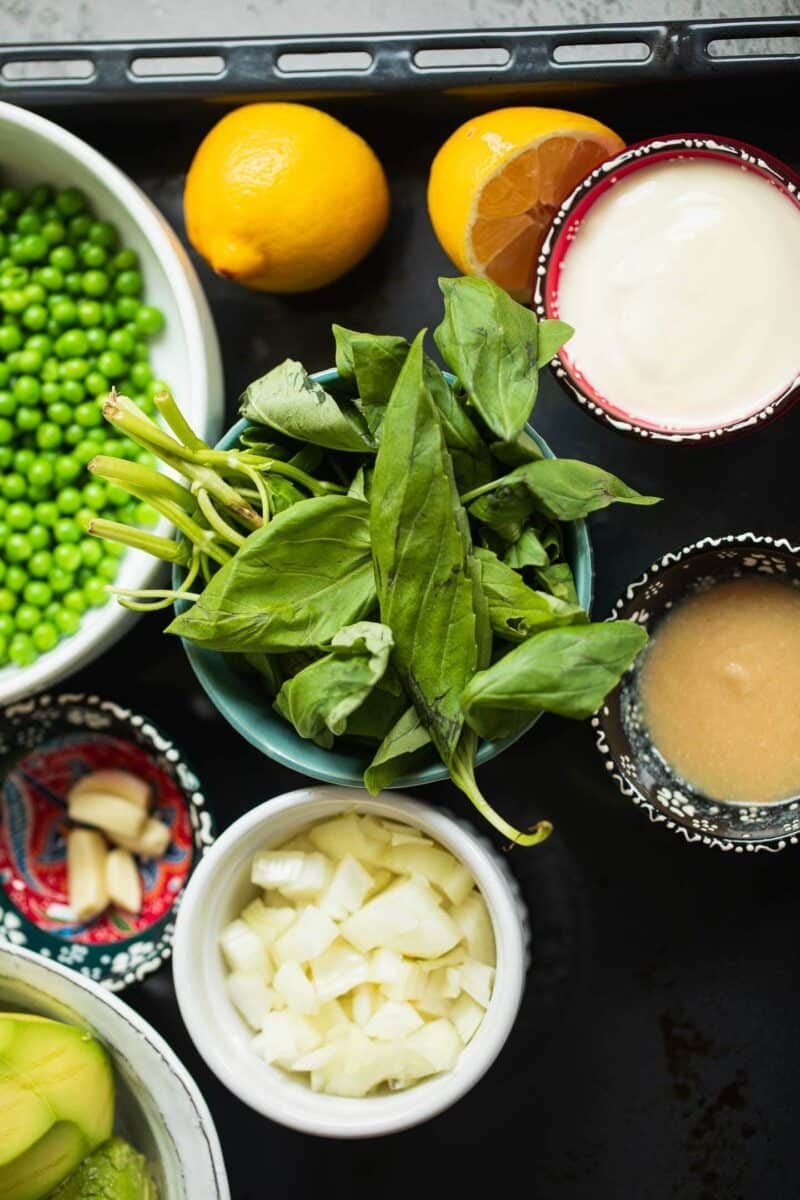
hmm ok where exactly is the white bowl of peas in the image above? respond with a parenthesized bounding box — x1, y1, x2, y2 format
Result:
(0, 100, 223, 703)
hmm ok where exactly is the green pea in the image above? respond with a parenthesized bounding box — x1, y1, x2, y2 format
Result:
(98, 556, 119, 582)
(0, 417, 12, 444)
(96, 349, 124, 380)
(17, 234, 48, 264)
(36, 423, 62, 451)
(83, 576, 107, 607)
(59, 357, 89, 382)
(114, 269, 142, 296)
(0, 588, 15, 613)
(110, 248, 139, 273)
(5, 565, 26, 592)
(5, 532, 31, 562)
(50, 297, 77, 326)
(79, 538, 102, 567)
(54, 517, 81, 544)
(16, 347, 42, 373)
(85, 327, 106, 353)
(56, 188, 86, 217)
(129, 361, 152, 391)
(53, 456, 80, 485)
(72, 434, 94, 459)
(29, 525, 50, 553)
(0, 325, 22, 353)
(1, 290, 26, 315)
(0, 612, 14, 637)
(13, 450, 35, 474)
(82, 269, 109, 297)
(54, 608, 79, 636)
(16, 605, 41, 633)
(21, 303, 48, 331)
(55, 328, 89, 358)
(74, 401, 102, 428)
(81, 481, 106, 511)
(49, 568, 74, 595)
(28, 457, 54, 487)
(7, 501, 33, 530)
(115, 295, 139, 322)
(35, 501, 59, 526)
(64, 272, 83, 296)
(47, 402, 72, 427)
(134, 304, 165, 336)
(61, 380, 85, 405)
(63, 588, 87, 613)
(106, 484, 128, 508)
(41, 357, 60, 382)
(13, 374, 41, 404)
(49, 244, 76, 271)
(56, 486, 82, 515)
(2, 473, 25, 500)
(80, 243, 107, 270)
(9, 632, 36, 666)
(41, 220, 66, 247)
(24, 580, 51, 608)
(76, 298, 103, 327)
(54, 542, 82, 572)
(84, 370, 108, 396)
(32, 622, 58, 653)
(14, 405, 41, 431)
(136, 502, 158, 528)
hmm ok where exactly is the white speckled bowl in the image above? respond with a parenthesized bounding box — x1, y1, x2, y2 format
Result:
(0, 942, 230, 1199)
(174, 785, 529, 1139)
(0, 100, 224, 705)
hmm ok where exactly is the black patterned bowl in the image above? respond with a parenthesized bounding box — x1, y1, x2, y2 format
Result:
(594, 533, 800, 853)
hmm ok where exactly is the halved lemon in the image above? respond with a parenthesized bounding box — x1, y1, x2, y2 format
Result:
(427, 107, 624, 301)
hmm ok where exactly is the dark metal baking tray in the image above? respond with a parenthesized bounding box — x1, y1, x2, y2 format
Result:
(2, 19, 799, 1200)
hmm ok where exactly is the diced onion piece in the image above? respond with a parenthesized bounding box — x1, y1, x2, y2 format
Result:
(460, 958, 494, 1008)
(406, 1019, 463, 1075)
(292, 1045, 337, 1072)
(311, 940, 369, 1000)
(226, 971, 275, 1030)
(415, 970, 452, 1018)
(364, 1000, 424, 1040)
(254, 1012, 322, 1067)
(379, 818, 434, 847)
(251, 850, 331, 901)
(359, 815, 392, 844)
(320, 854, 374, 921)
(450, 891, 496, 965)
(220, 918, 268, 974)
(450, 994, 485, 1044)
(441, 967, 462, 999)
(339, 887, 418, 954)
(315, 999, 350, 1032)
(418, 948, 466, 973)
(441, 863, 474, 906)
(241, 897, 295, 947)
(273, 962, 319, 1015)
(309, 814, 387, 867)
(272, 905, 338, 964)
(351, 983, 378, 1027)
(365, 867, 393, 898)
(280, 834, 317, 853)
(69, 769, 150, 811)
(387, 881, 462, 959)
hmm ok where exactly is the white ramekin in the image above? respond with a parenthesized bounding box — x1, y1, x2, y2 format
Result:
(173, 785, 529, 1138)
(0, 101, 224, 705)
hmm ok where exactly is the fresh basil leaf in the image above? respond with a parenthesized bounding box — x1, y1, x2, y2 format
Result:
(536, 561, 579, 604)
(347, 465, 369, 501)
(333, 326, 410, 438)
(344, 683, 408, 742)
(461, 620, 648, 733)
(238, 428, 296, 458)
(469, 482, 536, 544)
(266, 476, 307, 514)
(476, 547, 586, 641)
(289, 444, 325, 474)
(536, 319, 574, 367)
(241, 652, 283, 696)
(364, 705, 433, 794)
(167, 496, 375, 652)
(240, 359, 375, 453)
(538, 521, 564, 563)
(489, 430, 544, 469)
(503, 526, 549, 569)
(370, 330, 481, 764)
(508, 458, 661, 521)
(434, 276, 542, 442)
(274, 621, 393, 748)
(423, 357, 494, 492)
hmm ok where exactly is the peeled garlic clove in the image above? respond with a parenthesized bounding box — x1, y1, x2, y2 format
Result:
(109, 816, 171, 859)
(68, 829, 109, 921)
(69, 791, 147, 840)
(106, 848, 142, 914)
(69, 769, 150, 811)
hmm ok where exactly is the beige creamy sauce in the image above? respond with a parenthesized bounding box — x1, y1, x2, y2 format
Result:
(557, 159, 800, 431)
(640, 578, 800, 804)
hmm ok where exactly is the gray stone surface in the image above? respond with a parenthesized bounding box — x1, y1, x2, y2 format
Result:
(0, 0, 794, 43)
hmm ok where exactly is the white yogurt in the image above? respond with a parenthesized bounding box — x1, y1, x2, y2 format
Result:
(556, 158, 800, 431)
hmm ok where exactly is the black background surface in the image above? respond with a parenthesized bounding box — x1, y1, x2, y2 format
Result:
(26, 76, 800, 1200)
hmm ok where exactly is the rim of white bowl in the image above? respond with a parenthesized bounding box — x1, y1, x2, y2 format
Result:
(173, 786, 528, 1139)
(0, 100, 223, 706)
(0, 941, 230, 1199)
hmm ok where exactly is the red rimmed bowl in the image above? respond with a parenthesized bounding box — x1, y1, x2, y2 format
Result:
(533, 133, 800, 444)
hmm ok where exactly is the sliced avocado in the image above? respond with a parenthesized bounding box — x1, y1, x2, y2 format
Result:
(0, 1121, 88, 1200)
(48, 1137, 159, 1200)
(0, 1014, 115, 1199)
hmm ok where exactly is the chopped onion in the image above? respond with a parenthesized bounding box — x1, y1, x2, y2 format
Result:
(220, 813, 496, 1098)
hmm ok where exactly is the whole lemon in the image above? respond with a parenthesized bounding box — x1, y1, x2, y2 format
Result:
(184, 103, 390, 293)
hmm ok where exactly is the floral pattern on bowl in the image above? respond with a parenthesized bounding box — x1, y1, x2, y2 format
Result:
(594, 533, 800, 853)
(0, 692, 216, 988)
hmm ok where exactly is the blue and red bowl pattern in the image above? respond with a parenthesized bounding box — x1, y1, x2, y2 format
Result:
(0, 733, 193, 944)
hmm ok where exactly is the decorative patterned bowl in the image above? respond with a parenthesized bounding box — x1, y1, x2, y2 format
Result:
(173, 370, 594, 790)
(0, 942, 229, 1199)
(595, 533, 800, 853)
(0, 692, 215, 988)
(533, 134, 800, 444)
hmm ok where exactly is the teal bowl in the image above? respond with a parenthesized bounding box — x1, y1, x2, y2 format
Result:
(174, 369, 594, 787)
